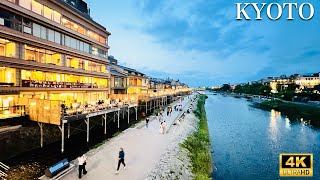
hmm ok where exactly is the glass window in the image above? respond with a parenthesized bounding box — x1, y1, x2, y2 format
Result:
(0, 39, 17, 58)
(65, 35, 71, 47)
(99, 36, 106, 44)
(40, 25, 46, 39)
(91, 47, 98, 56)
(79, 41, 83, 51)
(0, 67, 16, 85)
(70, 21, 78, 31)
(45, 50, 53, 64)
(83, 43, 89, 53)
(32, 0, 43, 15)
(37, 48, 45, 63)
(61, 18, 71, 28)
(48, 29, 54, 42)
(32, 23, 41, 37)
(52, 53, 61, 66)
(19, 0, 31, 10)
(54, 31, 60, 44)
(43, 6, 53, 20)
(23, 18, 32, 34)
(53, 11, 61, 23)
(78, 26, 85, 35)
(70, 37, 76, 49)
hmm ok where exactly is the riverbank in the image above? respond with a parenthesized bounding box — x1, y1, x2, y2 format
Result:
(181, 95, 212, 180)
(60, 94, 197, 180)
(254, 100, 320, 128)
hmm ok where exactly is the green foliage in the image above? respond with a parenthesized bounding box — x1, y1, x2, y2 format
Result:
(220, 84, 231, 92)
(234, 83, 271, 95)
(181, 95, 212, 180)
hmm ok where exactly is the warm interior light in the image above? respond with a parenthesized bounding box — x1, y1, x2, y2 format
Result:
(7, 97, 13, 101)
(62, 18, 67, 23)
(30, 102, 36, 106)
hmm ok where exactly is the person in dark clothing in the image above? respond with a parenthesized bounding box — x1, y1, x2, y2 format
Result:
(115, 147, 126, 174)
(146, 118, 149, 128)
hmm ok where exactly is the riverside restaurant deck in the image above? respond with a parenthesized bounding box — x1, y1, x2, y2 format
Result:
(0, 89, 190, 153)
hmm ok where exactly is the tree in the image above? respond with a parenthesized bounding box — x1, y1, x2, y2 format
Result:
(259, 85, 271, 96)
(220, 84, 231, 91)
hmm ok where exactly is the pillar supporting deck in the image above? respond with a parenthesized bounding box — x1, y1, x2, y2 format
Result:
(85, 117, 90, 142)
(38, 122, 45, 148)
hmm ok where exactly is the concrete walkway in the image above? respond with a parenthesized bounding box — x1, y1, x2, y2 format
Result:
(61, 94, 194, 180)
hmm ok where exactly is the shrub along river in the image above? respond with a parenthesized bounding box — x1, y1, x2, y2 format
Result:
(206, 94, 320, 180)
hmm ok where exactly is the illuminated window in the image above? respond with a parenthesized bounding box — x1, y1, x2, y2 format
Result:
(53, 11, 61, 23)
(99, 36, 106, 44)
(43, 6, 53, 20)
(32, 0, 43, 15)
(52, 53, 61, 66)
(61, 18, 71, 28)
(0, 67, 16, 85)
(0, 38, 16, 58)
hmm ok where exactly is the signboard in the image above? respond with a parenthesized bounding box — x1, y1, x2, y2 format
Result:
(22, 80, 98, 88)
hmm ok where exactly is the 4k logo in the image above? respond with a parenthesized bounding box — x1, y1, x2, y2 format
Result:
(280, 154, 313, 177)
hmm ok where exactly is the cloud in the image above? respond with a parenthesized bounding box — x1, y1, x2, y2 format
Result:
(89, 0, 320, 87)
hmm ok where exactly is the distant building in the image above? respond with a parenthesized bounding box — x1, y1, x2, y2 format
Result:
(270, 77, 295, 93)
(259, 77, 274, 86)
(295, 73, 320, 89)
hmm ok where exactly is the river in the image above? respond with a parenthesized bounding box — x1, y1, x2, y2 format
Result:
(205, 94, 320, 180)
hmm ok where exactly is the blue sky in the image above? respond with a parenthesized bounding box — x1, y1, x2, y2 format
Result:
(88, 0, 320, 87)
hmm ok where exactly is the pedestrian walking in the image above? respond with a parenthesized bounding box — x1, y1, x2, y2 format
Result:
(78, 153, 87, 179)
(146, 118, 149, 128)
(159, 122, 163, 134)
(115, 147, 126, 174)
(162, 121, 167, 134)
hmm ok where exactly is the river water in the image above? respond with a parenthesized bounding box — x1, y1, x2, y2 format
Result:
(206, 94, 320, 180)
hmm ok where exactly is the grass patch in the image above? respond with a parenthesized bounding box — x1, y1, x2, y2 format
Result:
(255, 100, 320, 128)
(181, 95, 212, 180)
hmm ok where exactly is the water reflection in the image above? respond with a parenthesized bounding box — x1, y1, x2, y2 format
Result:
(269, 109, 281, 141)
(285, 117, 291, 130)
(206, 94, 320, 180)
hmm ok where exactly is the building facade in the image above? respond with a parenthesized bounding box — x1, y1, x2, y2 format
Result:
(0, 0, 111, 123)
(108, 56, 148, 94)
(295, 73, 320, 89)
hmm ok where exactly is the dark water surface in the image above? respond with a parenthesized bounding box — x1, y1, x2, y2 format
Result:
(206, 94, 320, 180)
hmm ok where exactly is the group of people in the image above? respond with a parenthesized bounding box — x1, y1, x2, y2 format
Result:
(166, 106, 173, 116)
(174, 103, 183, 111)
(77, 147, 127, 179)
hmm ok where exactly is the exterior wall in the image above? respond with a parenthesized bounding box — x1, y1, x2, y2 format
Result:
(295, 76, 320, 88)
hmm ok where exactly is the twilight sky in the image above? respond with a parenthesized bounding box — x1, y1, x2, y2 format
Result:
(87, 0, 320, 87)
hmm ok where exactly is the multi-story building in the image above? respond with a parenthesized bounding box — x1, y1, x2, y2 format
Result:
(108, 56, 127, 94)
(108, 56, 148, 94)
(270, 77, 295, 93)
(295, 73, 320, 89)
(148, 77, 166, 93)
(0, 0, 111, 123)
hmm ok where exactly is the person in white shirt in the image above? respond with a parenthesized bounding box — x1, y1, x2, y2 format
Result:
(78, 154, 87, 179)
